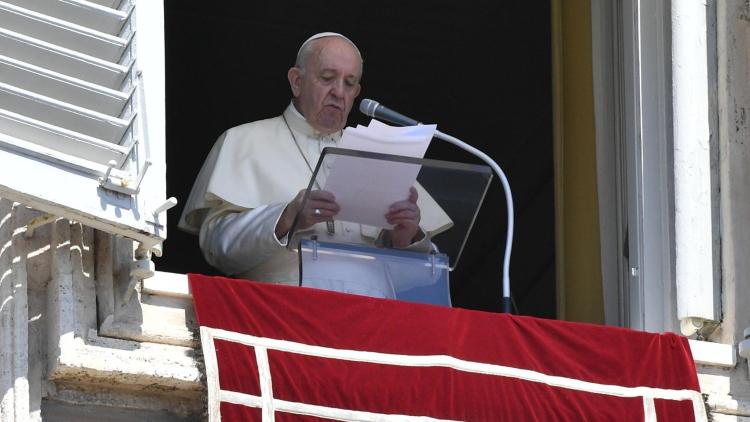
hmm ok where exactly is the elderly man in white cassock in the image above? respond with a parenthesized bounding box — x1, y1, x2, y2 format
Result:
(179, 32, 450, 295)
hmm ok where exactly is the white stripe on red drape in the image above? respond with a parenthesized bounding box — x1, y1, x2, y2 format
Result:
(200, 326, 707, 422)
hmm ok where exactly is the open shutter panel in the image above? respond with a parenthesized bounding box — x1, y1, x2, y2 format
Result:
(0, 0, 171, 252)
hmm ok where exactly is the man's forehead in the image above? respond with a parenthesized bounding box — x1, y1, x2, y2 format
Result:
(309, 41, 362, 76)
(297, 32, 362, 74)
(312, 38, 359, 59)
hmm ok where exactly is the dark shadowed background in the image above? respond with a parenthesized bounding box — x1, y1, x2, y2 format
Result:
(155, 0, 555, 318)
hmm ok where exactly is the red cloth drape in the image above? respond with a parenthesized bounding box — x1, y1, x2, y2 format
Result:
(190, 274, 704, 422)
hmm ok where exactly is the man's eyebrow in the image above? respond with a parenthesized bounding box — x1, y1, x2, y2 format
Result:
(318, 68, 360, 81)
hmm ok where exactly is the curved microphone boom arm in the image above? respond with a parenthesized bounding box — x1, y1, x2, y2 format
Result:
(359, 99, 514, 313)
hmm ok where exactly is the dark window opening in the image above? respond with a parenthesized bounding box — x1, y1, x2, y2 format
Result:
(157, 0, 555, 318)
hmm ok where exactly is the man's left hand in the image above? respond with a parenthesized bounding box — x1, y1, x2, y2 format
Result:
(386, 186, 422, 248)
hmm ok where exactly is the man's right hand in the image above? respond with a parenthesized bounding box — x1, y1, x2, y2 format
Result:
(275, 189, 340, 239)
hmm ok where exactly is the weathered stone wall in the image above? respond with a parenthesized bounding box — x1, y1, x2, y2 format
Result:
(697, 0, 750, 420)
(0, 200, 202, 421)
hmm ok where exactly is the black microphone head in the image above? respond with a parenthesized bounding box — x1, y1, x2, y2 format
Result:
(359, 98, 379, 117)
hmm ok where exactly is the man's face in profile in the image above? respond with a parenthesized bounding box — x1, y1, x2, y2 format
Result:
(290, 37, 362, 134)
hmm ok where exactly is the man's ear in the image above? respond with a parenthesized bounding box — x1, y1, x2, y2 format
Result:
(288, 67, 302, 97)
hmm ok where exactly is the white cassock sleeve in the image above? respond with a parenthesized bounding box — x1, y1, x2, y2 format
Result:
(198, 202, 288, 277)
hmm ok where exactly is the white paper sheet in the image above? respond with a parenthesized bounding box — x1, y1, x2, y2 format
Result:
(321, 120, 436, 228)
(342, 120, 436, 158)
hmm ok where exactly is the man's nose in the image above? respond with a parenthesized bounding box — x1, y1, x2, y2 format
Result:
(330, 79, 345, 97)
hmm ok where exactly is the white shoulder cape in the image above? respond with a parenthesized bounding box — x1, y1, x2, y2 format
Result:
(178, 111, 453, 238)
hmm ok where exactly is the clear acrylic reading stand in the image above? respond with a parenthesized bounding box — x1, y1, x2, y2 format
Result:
(287, 147, 492, 307)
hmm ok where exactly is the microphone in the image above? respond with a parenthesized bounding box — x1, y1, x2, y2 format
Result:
(358, 98, 516, 314)
(359, 98, 421, 126)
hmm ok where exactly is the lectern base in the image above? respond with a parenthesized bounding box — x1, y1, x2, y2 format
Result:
(299, 239, 451, 307)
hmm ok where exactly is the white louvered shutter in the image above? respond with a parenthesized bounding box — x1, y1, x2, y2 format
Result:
(0, 0, 169, 251)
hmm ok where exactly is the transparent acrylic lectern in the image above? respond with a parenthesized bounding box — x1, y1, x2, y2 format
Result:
(287, 147, 492, 307)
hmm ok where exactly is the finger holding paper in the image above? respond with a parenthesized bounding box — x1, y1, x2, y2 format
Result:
(386, 186, 423, 248)
(276, 189, 339, 239)
(305, 189, 340, 220)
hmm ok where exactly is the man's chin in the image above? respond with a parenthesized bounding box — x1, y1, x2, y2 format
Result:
(315, 113, 344, 133)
